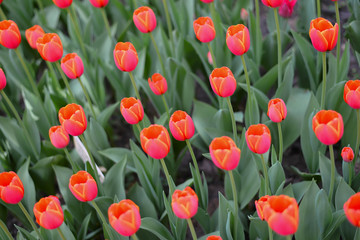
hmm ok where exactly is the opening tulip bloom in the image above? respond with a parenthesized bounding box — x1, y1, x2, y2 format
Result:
(245, 124, 271, 154)
(88, 0, 109, 8)
(25, 25, 45, 49)
(52, 0, 72, 8)
(209, 136, 241, 171)
(113, 42, 138, 72)
(59, 103, 87, 136)
(312, 110, 343, 145)
(0, 20, 21, 49)
(278, 0, 297, 18)
(261, 0, 284, 8)
(0, 68, 6, 90)
(209, 67, 237, 97)
(226, 24, 250, 56)
(36, 33, 63, 62)
(140, 124, 170, 159)
(267, 98, 287, 122)
(133, 6, 157, 33)
(193, 17, 216, 43)
(108, 199, 141, 236)
(61, 53, 84, 79)
(49, 126, 70, 149)
(171, 187, 198, 219)
(341, 147, 354, 163)
(33, 196, 64, 229)
(344, 80, 360, 109)
(148, 73, 168, 95)
(0, 171, 24, 204)
(69, 171, 97, 202)
(120, 97, 144, 125)
(169, 110, 195, 141)
(255, 195, 270, 220)
(344, 192, 360, 227)
(309, 17, 338, 52)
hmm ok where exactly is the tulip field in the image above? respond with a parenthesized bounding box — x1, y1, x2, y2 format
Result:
(1, 0, 360, 239)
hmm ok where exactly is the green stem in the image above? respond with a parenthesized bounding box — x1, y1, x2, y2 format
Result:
(64, 148, 79, 173)
(207, 42, 217, 68)
(77, 77, 96, 119)
(18, 202, 43, 240)
(187, 219, 197, 240)
(91, 200, 114, 240)
(132, 234, 139, 240)
(55, 61, 76, 102)
(286, 234, 292, 240)
(260, 154, 269, 195)
(226, 97, 237, 144)
(335, 1, 340, 77)
(317, 0, 321, 17)
(241, 55, 253, 124)
(100, 8, 112, 40)
(0, 7, 6, 20)
(149, 32, 166, 78)
(0, 219, 14, 240)
(132, 0, 137, 9)
(128, 72, 141, 101)
(0, 99, 11, 117)
(57, 228, 66, 240)
(349, 161, 353, 187)
(355, 109, 360, 162)
(136, 123, 142, 133)
(161, 94, 170, 120)
(329, 145, 335, 201)
(228, 170, 238, 232)
(277, 122, 283, 163)
(268, 225, 273, 240)
(161, 0, 175, 56)
(321, 52, 327, 109)
(255, 0, 260, 29)
(67, 6, 87, 59)
(160, 158, 175, 194)
(274, 8, 282, 86)
(186, 140, 200, 178)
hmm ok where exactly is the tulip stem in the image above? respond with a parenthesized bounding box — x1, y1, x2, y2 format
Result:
(321, 52, 327, 109)
(0, 7, 6, 20)
(149, 32, 166, 78)
(335, 1, 340, 77)
(77, 77, 96, 119)
(187, 219, 198, 240)
(57, 228, 66, 240)
(274, 8, 282, 87)
(91, 200, 114, 240)
(100, 8, 112, 40)
(329, 144, 335, 202)
(277, 122, 283, 163)
(286, 234, 292, 240)
(268, 225, 273, 240)
(349, 161, 353, 187)
(161, 94, 170, 120)
(228, 170, 238, 238)
(355, 109, 360, 162)
(260, 154, 270, 195)
(317, 0, 321, 17)
(160, 158, 175, 195)
(186, 140, 200, 179)
(207, 42, 217, 68)
(132, 234, 139, 240)
(18, 202, 43, 240)
(64, 148, 80, 173)
(46, 61, 62, 91)
(241, 55, 253, 125)
(55, 62, 76, 103)
(128, 72, 141, 101)
(0, 219, 14, 240)
(67, 6, 87, 60)
(226, 97, 237, 144)
(161, 0, 175, 56)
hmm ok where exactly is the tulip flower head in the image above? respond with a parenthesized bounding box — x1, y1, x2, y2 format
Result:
(148, 73, 168, 95)
(344, 192, 360, 227)
(169, 110, 195, 141)
(113, 42, 138, 72)
(52, 0, 72, 8)
(207, 236, 223, 240)
(344, 80, 360, 109)
(0, 68, 6, 90)
(278, 0, 297, 18)
(0, 171, 24, 204)
(255, 195, 270, 220)
(108, 199, 141, 236)
(171, 186, 198, 219)
(140, 124, 170, 159)
(133, 6, 157, 33)
(226, 24, 250, 56)
(241, 8, 249, 21)
(61, 53, 84, 79)
(25, 25, 45, 49)
(341, 147, 354, 163)
(36, 33, 63, 62)
(207, 51, 213, 65)
(69, 171, 98, 202)
(49, 126, 70, 149)
(0, 20, 21, 49)
(261, 0, 284, 8)
(88, 0, 109, 8)
(312, 110, 343, 145)
(193, 17, 216, 43)
(200, 0, 214, 3)
(209, 67, 237, 97)
(309, 17, 338, 52)
(245, 124, 271, 154)
(120, 97, 144, 125)
(267, 98, 287, 122)
(59, 103, 87, 136)
(33, 196, 64, 229)
(209, 136, 241, 171)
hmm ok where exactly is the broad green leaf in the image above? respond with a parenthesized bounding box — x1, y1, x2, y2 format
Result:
(140, 217, 175, 240)
(315, 189, 333, 237)
(103, 157, 127, 200)
(17, 159, 36, 215)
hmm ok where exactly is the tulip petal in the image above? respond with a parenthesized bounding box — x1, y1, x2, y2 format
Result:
(310, 29, 328, 52)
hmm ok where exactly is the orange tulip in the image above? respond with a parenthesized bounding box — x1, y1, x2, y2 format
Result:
(0, 68, 6, 90)
(207, 236, 222, 240)
(309, 17, 338, 52)
(344, 80, 360, 109)
(0, 20, 21, 49)
(61, 53, 84, 79)
(341, 147, 354, 163)
(52, 0, 72, 8)
(140, 124, 170, 159)
(113, 42, 138, 72)
(255, 195, 270, 220)
(133, 6, 157, 33)
(148, 73, 168, 95)
(267, 98, 287, 123)
(0, 171, 24, 204)
(36, 33, 63, 62)
(344, 192, 360, 227)
(193, 17, 216, 43)
(33, 196, 64, 229)
(69, 171, 97, 202)
(88, 0, 109, 8)
(169, 110, 195, 141)
(120, 97, 144, 125)
(58, 103, 87, 136)
(226, 24, 250, 56)
(261, 0, 284, 8)
(49, 126, 70, 149)
(209, 136, 241, 171)
(171, 186, 198, 219)
(25, 25, 45, 49)
(245, 124, 271, 154)
(312, 110, 343, 145)
(209, 67, 237, 97)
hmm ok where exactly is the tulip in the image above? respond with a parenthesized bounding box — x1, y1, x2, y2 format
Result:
(209, 136, 240, 171)
(113, 42, 138, 72)
(0, 20, 21, 49)
(49, 126, 70, 149)
(60, 53, 84, 79)
(193, 17, 216, 43)
(267, 98, 287, 123)
(88, 0, 109, 8)
(148, 73, 168, 95)
(133, 6, 157, 33)
(255, 195, 270, 220)
(342, 147, 354, 163)
(209, 67, 237, 98)
(33, 196, 64, 229)
(226, 24, 250, 56)
(245, 124, 271, 154)
(0, 171, 24, 204)
(171, 186, 198, 219)
(120, 97, 144, 125)
(58, 103, 87, 136)
(241, 8, 249, 21)
(207, 236, 222, 240)
(169, 110, 195, 141)
(52, 0, 72, 8)
(344, 80, 360, 109)
(36, 33, 63, 62)
(344, 192, 360, 227)
(0, 68, 6, 90)
(140, 124, 170, 159)
(69, 171, 97, 202)
(312, 110, 343, 145)
(278, 0, 297, 18)
(207, 51, 213, 65)
(108, 199, 141, 236)
(25, 25, 45, 49)
(200, 0, 214, 2)
(261, 0, 284, 8)
(309, 17, 338, 52)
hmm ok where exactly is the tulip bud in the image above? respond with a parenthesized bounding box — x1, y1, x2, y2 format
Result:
(148, 73, 168, 95)
(69, 171, 98, 202)
(261, 0, 284, 8)
(140, 124, 170, 159)
(25, 25, 45, 49)
(344, 192, 360, 227)
(240, 8, 249, 21)
(209, 136, 241, 171)
(113, 42, 138, 72)
(88, 0, 109, 8)
(58, 103, 87, 136)
(0, 171, 24, 204)
(49, 126, 70, 149)
(312, 110, 343, 145)
(267, 98, 287, 122)
(120, 97, 144, 125)
(344, 80, 360, 109)
(171, 187, 198, 219)
(309, 17, 338, 52)
(169, 110, 195, 141)
(207, 236, 223, 240)
(245, 124, 271, 154)
(61, 53, 84, 79)
(226, 24, 250, 56)
(0, 68, 6, 90)
(133, 6, 157, 33)
(33, 196, 64, 229)
(200, 0, 214, 3)
(193, 17, 216, 43)
(36, 33, 63, 62)
(0, 20, 21, 49)
(278, 0, 297, 18)
(52, 0, 72, 8)
(341, 147, 354, 163)
(255, 195, 270, 220)
(209, 67, 237, 97)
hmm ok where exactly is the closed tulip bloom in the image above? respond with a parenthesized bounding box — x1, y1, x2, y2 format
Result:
(0, 68, 6, 90)
(49, 126, 70, 149)
(267, 98, 287, 122)
(278, 0, 297, 18)
(209, 136, 241, 170)
(261, 0, 284, 8)
(226, 24, 250, 56)
(25, 25, 45, 49)
(140, 124, 170, 159)
(69, 171, 97, 202)
(148, 73, 168, 95)
(193, 17, 216, 43)
(207, 51, 213, 65)
(344, 192, 360, 227)
(255, 195, 270, 220)
(36, 33, 63, 62)
(52, 0, 72, 8)
(344, 80, 360, 109)
(207, 236, 222, 240)
(171, 187, 198, 219)
(309, 17, 338, 52)
(133, 6, 157, 33)
(59, 103, 87, 136)
(61, 53, 84, 79)
(169, 110, 195, 141)
(200, 0, 214, 3)
(89, 0, 109, 8)
(245, 124, 271, 154)
(113, 42, 138, 72)
(0, 20, 21, 49)
(0, 171, 24, 204)
(241, 8, 249, 21)
(341, 147, 354, 163)
(120, 97, 144, 125)
(108, 199, 141, 236)
(263, 195, 299, 236)
(312, 110, 343, 145)
(209, 67, 237, 97)
(33, 196, 64, 229)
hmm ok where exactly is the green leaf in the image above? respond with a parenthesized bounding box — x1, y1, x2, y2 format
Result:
(17, 159, 36, 215)
(127, 183, 157, 219)
(319, 152, 341, 196)
(268, 162, 285, 194)
(345, 20, 360, 53)
(97, 101, 119, 128)
(78, 213, 92, 240)
(323, 210, 346, 240)
(15, 225, 37, 240)
(103, 157, 127, 200)
(315, 189, 333, 237)
(140, 217, 175, 240)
